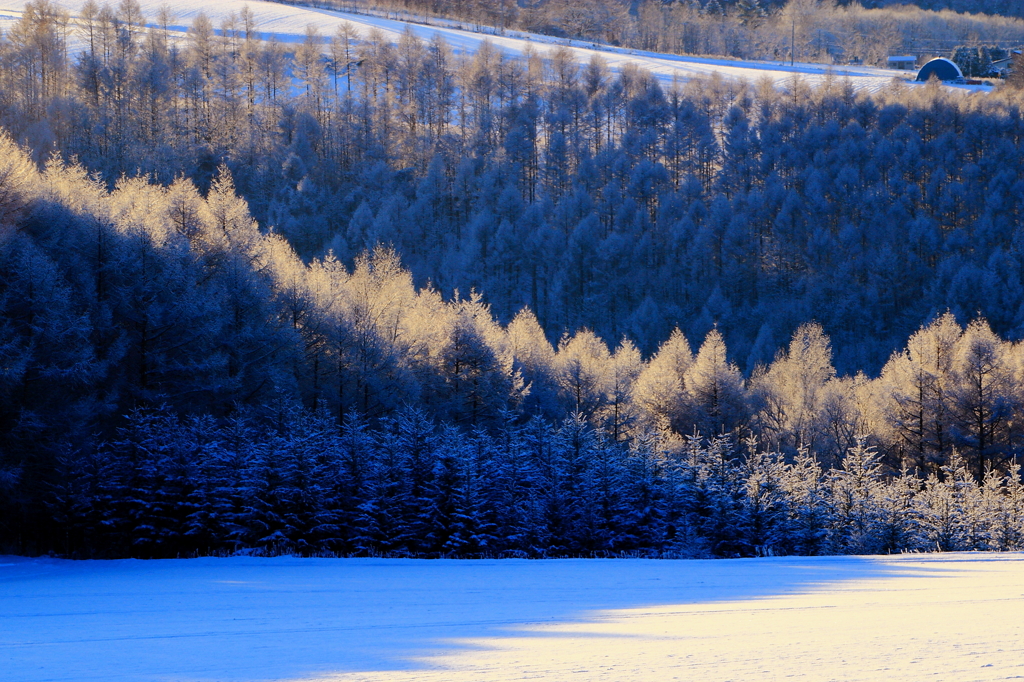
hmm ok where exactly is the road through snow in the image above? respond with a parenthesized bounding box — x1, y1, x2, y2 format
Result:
(2, 553, 1024, 682)
(0, 0, 924, 94)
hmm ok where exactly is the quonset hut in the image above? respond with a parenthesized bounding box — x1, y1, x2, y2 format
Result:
(916, 58, 965, 83)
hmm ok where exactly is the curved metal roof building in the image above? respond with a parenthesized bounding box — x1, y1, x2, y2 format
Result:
(916, 58, 965, 83)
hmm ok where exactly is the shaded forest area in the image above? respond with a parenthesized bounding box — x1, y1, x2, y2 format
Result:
(31, 408, 1024, 559)
(4, 1, 1024, 556)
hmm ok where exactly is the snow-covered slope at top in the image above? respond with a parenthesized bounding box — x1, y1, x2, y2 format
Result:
(0, 0, 923, 94)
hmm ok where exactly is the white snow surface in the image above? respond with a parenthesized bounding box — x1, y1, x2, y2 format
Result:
(0, 0, 955, 94)
(3, 553, 1024, 681)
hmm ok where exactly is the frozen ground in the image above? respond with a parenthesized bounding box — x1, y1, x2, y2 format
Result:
(3, 553, 1024, 682)
(0, 0, 947, 94)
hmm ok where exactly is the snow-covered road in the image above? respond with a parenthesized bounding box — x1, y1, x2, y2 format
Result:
(0, 0, 924, 94)
(2, 553, 1023, 681)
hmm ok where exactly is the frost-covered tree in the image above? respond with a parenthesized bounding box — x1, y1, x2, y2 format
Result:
(755, 322, 836, 453)
(599, 338, 642, 441)
(877, 314, 962, 472)
(684, 328, 748, 438)
(555, 329, 612, 419)
(506, 308, 559, 417)
(632, 328, 693, 436)
(950, 319, 1020, 479)
(827, 438, 883, 554)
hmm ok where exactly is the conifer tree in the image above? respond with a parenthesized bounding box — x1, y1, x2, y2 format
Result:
(684, 328, 748, 438)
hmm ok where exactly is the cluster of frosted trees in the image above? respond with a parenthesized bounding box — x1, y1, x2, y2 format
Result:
(4, 127, 1024, 556)
(3, 2, 1024, 376)
(951, 45, 1016, 77)
(41, 406, 1024, 558)
(4, 3, 1024, 555)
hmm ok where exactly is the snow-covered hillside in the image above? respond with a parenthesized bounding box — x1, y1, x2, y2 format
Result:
(3, 553, 1024, 681)
(0, 0, 926, 94)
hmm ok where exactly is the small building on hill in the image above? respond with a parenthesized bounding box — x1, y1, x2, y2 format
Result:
(991, 50, 1022, 78)
(991, 57, 1013, 77)
(916, 58, 965, 83)
(887, 56, 917, 70)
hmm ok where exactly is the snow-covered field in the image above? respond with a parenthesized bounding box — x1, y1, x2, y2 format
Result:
(3, 553, 1024, 682)
(0, 0, 937, 94)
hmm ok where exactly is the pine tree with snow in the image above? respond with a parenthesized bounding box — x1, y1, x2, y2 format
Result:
(827, 438, 883, 554)
(916, 451, 985, 552)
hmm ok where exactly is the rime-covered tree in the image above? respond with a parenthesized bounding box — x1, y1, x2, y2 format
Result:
(684, 329, 749, 438)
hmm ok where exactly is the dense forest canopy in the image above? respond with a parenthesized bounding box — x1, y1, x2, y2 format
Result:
(2, 0, 1024, 557)
(3, 0, 1024, 371)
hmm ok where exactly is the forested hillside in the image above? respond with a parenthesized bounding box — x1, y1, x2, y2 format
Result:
(3, 1, 1024, 370)
(864, 0, 1022, 19)
(324, 0, 1024, 59)
(3, 1, 1024, 557)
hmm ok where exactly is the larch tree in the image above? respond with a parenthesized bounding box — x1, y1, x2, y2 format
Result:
(756, 322, 836, 453)
(878, 313, 962, 473)
(599, 338, 642, 442)
(555, 328, 612, 419)
(334, 21, 361, 94)
(684, 328, 748, 438)
(506, 308, 559, 418)
(632, 327, 693, 437)
(951, 318, 1020, 479)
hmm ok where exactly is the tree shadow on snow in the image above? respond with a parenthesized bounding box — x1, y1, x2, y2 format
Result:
(0, 554, 967, 682)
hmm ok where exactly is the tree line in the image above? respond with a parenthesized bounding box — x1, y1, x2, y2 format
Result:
(3, 126, 1024, 556)
(950, 44, 1017, 77)
(4, 2, 1024, 556)
(32, 406, 1024, 559)
(315, 0, 1024, 63)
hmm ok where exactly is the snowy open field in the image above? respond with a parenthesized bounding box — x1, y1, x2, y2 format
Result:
(3, 553, 1024, 682)
(0, 0, 937, 94)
